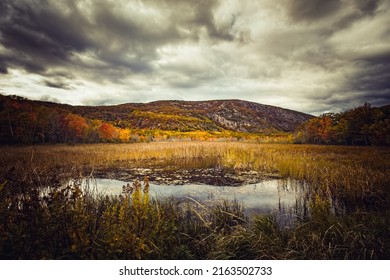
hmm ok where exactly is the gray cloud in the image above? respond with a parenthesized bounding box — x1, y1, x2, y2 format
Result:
(0, 59, 8, 74)
(354, 0, 380, 15)
(39, 94, 60, 103)
(43, 78, 74, 90)
(287, 0, 342, 22)
(0, 0, 93, 72)
(0, 0, 389, 115)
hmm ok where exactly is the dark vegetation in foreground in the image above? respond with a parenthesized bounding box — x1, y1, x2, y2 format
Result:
(1, 142, 389, 259)
(1, 178, 389, 259)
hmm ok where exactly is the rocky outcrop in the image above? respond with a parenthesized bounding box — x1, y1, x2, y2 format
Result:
(76, 99, 314, 133)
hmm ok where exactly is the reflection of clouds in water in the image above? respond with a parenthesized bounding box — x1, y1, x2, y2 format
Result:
(86, 178, 301, 217)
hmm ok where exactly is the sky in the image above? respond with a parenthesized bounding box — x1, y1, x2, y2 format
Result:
(0, 0, 389, 115)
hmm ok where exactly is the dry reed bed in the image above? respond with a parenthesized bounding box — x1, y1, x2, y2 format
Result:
(1, 142, 390, 259)
(1, 142, 389, 205)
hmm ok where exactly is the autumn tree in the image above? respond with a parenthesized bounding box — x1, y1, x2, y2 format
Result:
(99, 122, 118, 142)
(63, 113, 89, 142)
(118, 128, 131, 142)
(295, 103, 390, 146)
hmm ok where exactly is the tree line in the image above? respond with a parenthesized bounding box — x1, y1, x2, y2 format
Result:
(0, 95, 131, 144)
(295, 103, 390, 145)
(0, 94, 266, 144)
(1, 94, 389, 145)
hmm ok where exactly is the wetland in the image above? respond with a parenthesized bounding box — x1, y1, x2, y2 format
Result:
(1, 142, 389, 259)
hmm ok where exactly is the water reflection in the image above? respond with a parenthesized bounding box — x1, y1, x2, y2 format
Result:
(78, 178, 306, 226)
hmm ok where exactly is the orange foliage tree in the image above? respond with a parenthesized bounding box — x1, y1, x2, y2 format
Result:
(99, 122, 118, 142)
(63, 113, 89, 142)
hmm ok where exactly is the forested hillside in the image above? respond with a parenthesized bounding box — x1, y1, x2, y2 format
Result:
(72, 99, 312, 133)
(0, 94, 310, 144)
(2, 94, 388, 145)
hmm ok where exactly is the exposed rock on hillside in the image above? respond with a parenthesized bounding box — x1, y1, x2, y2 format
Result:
(75, 99, 313, 133)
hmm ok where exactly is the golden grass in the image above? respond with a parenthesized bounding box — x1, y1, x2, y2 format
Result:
(1, 142, 389, 202)
(1, 142, 390, 259)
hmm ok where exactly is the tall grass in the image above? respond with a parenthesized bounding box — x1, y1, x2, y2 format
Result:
(1, 177, 388, 259)
(1, 143, 388, 209)
(1, 142, 389, 259)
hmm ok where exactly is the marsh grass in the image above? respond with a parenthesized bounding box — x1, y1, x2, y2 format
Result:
(0, 142, 389, 259)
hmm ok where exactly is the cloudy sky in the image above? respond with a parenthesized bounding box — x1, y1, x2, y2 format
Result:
(0, 0, 389, 115)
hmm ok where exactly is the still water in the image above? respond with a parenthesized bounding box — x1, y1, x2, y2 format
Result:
(77, 178, 307, 226)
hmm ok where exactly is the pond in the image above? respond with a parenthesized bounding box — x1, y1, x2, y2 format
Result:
(74, 177, 308, 227)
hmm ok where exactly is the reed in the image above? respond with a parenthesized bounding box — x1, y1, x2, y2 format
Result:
(1, 142, 389, 259)
(2, 143, 388, 208)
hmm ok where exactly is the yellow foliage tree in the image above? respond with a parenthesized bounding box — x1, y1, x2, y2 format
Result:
(118, 128, 131, 142)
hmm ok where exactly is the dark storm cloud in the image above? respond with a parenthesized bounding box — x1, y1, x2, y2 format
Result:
(331, 0, 380, 30)
(0, 59, 8, 74)
(0, 0, 155, 76)
(286, 0, 381, 31)
(0, 0, 389, 114)
(187, 0, 233, 41)
(339, 34, 390, 107)
(0, 52, 46, 73)
(287, 0, 342, 22)
(0, 0, 93, 74)
(43, 78, 73, 90)
(90, 1, 176, 70)
(283, 0, 384, 45)
(354, 0, 380, 15)
(0, 0, 236, 80)
(348, 60, 390, 96)
(0, 67, 7, 74)
(148, 0, 233, 41)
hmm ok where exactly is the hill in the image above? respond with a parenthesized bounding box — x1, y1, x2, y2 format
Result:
(72, 99, 313, 133)
(0, 94, 313, 144)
